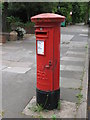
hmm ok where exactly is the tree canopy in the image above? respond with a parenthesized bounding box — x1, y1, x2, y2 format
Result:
(7, 2, 58, 22)
(1, 2, 89, 32)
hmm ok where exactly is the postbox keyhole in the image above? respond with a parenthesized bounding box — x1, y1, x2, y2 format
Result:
(49, 60, 52, 66)
(44, 60, 52, 69)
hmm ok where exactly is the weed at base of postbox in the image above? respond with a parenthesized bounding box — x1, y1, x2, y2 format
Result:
(28, 99, 61, 113)
(32, 104, 43, 112)
(52, 114, 56, 120)
(28, 104, 43, 112)
(57, 100, 61, 110)
(29, 95, 49, 112)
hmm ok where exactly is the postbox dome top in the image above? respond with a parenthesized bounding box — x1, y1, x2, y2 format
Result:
(31, 13, 65, 23)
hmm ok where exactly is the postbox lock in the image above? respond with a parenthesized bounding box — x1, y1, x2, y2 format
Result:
(45, 60, 52, 68)
(49, 60, 52, 66)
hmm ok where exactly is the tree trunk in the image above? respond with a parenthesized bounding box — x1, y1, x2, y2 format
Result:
(0, 4, 2, 32)
(2, 2, 8, 32)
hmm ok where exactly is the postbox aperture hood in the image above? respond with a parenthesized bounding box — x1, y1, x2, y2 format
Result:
(31, 13, 65, 23)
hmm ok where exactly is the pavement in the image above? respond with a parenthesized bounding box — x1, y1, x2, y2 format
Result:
(0, 25, 89, 118)
(88, 26, 90, 120)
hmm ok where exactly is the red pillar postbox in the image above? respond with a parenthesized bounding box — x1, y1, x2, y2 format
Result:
(31, 13, 65, 110)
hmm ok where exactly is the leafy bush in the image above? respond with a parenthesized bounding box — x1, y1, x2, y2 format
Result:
(7, 16, 24, 30)
(0, 2, 3, 9)
(7, 16, 21, 24)
(24, 21, 35, 28)
(14, 22, 24, 27)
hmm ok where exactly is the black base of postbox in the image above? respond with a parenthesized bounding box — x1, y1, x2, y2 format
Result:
(36, 88, 60, 110)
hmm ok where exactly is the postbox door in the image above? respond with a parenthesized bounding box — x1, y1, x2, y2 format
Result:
(36, 28, 54, 91)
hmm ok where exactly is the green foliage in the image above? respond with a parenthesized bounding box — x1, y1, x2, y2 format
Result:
(76, 93, 83, 105)
(38, 114, 43, 119)
(85, 44, 88, 49)
(24, 21, 35, 27)
(72, 2, 81, 24)
(7, 16, 21, 23)
(57, 100, 61, 110)
(79, 3, 88, 23)
(0, 2, 4, 10)
(52, 114, 56, 120)
(1, 2, 8, 11)
(57, 2, 88, 24)
(29, 104, 43, 112)
(78, 86, 83, 91)
(2, 2, 89, 31)
(14, 22, 24, 27)
(8, 2, 57, 22)
(52, 3, 58, 13)
(6, 16, 24, 31)
(0, 111, 4, 117)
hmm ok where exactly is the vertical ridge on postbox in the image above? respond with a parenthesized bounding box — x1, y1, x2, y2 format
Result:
(31, 13, 65, 110)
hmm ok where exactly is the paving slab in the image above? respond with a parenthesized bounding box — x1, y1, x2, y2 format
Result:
(69, 43, 87, 48)
(82, 29, 88, 32)
(61, 70, 82, 79)
(22, 96, 76, 118)
(9, 62, 33, 68)
(66, 53, 86, 58)
(60, 65, 83, 72)
(73, 38, 88, 42)
(66, 51, 86, 55)
(0, 51, 6, 55)
(66, 51, 86, 58)
(2, 67, 31, 74)
(0, 71, 2, 119)
(79, 34, 88, 37)
(61, 34, 74, 44)
(69, 48, 86, 52)
(0, 65, 7, 70)
(12, 41, 23, 44)
(71, 34, 88, 42)
(61, 56, 85, 62)
(61, 44, 70, 48)
(70, 45, 87, 48)
(70, 41, 87, 45)
(60, 87, 80, 103)
(60, 46, 69, 57)
(60, 77, 81, 89)
(2, 54, 23, 62)
(20, 55, 36, 63)
(76, 102, 87, 118)
(2, 49, 31, 62)
(60, 60, 85, 66)
(23, 35, 36, 42)
(2, 71, 36, 118)
(2, 61, 33, 68)
(2, 46, 21, 51)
